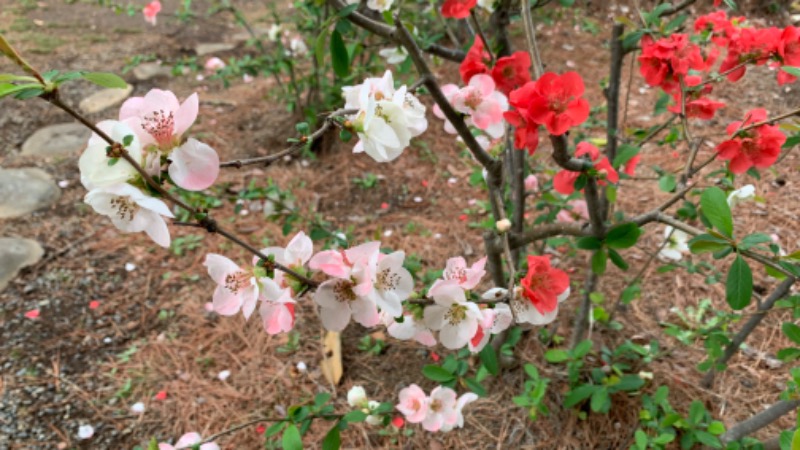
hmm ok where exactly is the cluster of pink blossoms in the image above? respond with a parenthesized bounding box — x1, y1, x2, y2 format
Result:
(396, 384, 478, 432)
(78, 89, 220, 248)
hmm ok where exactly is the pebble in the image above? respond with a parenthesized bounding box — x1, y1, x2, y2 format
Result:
(79, 85, 134, 114)
(0, 238, 44, 292)
(195, 43, 236, 56)
(21, 123, 90, 157)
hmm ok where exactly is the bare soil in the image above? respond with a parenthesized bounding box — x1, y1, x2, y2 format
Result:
(2, 1, 800, 449)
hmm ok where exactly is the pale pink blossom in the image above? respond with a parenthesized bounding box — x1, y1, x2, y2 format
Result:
(204, 57, 226, 74)
(442, 256, 487, 290)
(258, 277, 296, 334)
(143, 1, 161, 26)
(119, 89, 198, 149)
(396, 384, 429, 423)
(84, 184, 174, 248)
(167, 139, 219, 190)
(421, 386, 458, 432)
(424, 280, 482, 349)
(384, 313, 437, 346)
(557, 199, 589, 223)
(159, 432, 220, 450)
(451, 74, 508, 138)
(204, 254, 258, 319)
(259, 231, 313, 288)
(524, 174, 539, 192)
(440, 392, 479, 432)
(468, 303, 513, 353)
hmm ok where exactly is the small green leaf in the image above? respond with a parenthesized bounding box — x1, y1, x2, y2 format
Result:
(707, 421, 726, 436)
(659, 174, 677, 192)
(282, 424, 303, 450)
(634, 429, 648, 450)
(0, 82, 42, 98)
(607, 248, 629, 270)
(122, 134, 134, 147)
(463, 377, 487, 397)
(335, 3, 359, 18)
(265, 421, 285, 437)
(701, 187, 734, 238)
(342, 410, 367, 423)
(688, 234, 731, 254)
(147, 437, 159, 450)
(605, 223, 642, 249)
(591, 248, 607, 275)
(564, 384, 597, 408)
(321, 423, 341, 450)
(572, 340, 593, 358)
(777, 347, 800, 362)
(726, 254, 753, 310)
(576, 236, 603, 250)
(479, 344, 499, 376)
(314, 30, 329, 67)
(783, 66, 800, 78)
(544, 349, 569, 363)
(694, 430, 721, 448)
(330, 30, 350, 78)
(610, 374, 645, 392)
(107, 157, 120, 167)
(82, 72, 128, 89)
(612, 144, 640, 169)
(739, 233, 772, 250)
(590, 387, 611, 413)
(783, 322, 800, 345)
(422, 365, 455, 382)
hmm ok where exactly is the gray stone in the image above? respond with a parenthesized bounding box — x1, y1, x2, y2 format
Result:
(0, 168, 60, 219)
(195, 42, 236, 56)
(231, 26, 272, 43)
(0, 238, 44, 292)
(132, 62, 172, 81)
(79, 84, 134, 114)
(21, 123, 91, 157)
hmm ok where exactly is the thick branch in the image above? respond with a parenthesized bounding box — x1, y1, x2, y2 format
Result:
(721, 399, 800, 445)
(701, 276, 796, 388)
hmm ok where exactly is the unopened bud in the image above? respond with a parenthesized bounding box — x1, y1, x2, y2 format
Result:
(496, 219, 512, 233)
(638, 371, 654, 380)
(344, 120, 353, 129)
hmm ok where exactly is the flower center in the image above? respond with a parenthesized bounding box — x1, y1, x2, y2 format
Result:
(444, 267, 467, 284)
(740, 138, 759, 158)
(224, 271, 250, 294)
(464, 88, 483, 110)
(142, 109, 175, 147)
(333, 280, 357, 303)
(376, 268, 400, 291)
(430, 399, 442, 412)
(109, 196, 140, 221)
(444, 304, 467, 325)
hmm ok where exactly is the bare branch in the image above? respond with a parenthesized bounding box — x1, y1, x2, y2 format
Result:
(721, 399, 800, 445)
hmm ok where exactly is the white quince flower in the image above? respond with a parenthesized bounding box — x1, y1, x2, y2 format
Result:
(79, 120, 142, 190)
(727, 184, 756, 208)
(379, 47, 408, 65)
(658, 226, 690, 262)
(367, 0, 394, 12)
(84, 183, 173, 247)
(423, 280, 482, 349)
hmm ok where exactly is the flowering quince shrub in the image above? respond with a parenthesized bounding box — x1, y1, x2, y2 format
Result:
(8, 0, 800, 447)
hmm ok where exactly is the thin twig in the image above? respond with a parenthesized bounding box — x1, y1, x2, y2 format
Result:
(721, 399, 800, 445)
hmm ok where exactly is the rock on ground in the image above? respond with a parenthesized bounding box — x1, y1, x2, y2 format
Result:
(79, 84, 134, 114)
(132, 62, 173, 81)
(0, 238, 44, 292)
(195, 42, 236, 56)
(21, 123, 91, 157)
(0, 167, 60, 219)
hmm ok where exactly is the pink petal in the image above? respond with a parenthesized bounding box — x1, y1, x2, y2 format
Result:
(168, 139, 219, 190)
(24, 309, 40, 320)
(174, 93, 199, 137)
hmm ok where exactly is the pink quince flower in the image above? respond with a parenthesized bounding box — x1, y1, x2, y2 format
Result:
(421, 386, 459, 432)
(204, 254, 258, 319)
(309, 241, 381, 331)
(468, 302, 513, 353)
(259, 231, 314, 290)
(258, 277, 296, 335)
(159, 432, 220, 450)
(451, 74, 509, 138)
(384, 313, 437, 346)
(442, 256, 487, 290)
(440, 391, 479, 432)
(204, 57, 226, 74)
(396, 384, 429, 423)
(119, 89, 219, 191)
(143, 1, 161, 26)
(524, 174, 539, 192)
(424, 280, 482, 349)
(556, 199, 589, 223)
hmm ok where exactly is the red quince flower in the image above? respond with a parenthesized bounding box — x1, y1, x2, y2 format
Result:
(638, 34, 705, 93)
(503, 109, 540, 155)
(623, 154, 641, 177)
(552, 142, 619, 195)
(520, 255, 570, 315)
(442, 0, 477, 19)
(460, 37, 491, 84)
(491, 51, 532, 95)
(720, 27, 781, 82)
(511, 72, 589, 136)
(716, 108, 786, 174)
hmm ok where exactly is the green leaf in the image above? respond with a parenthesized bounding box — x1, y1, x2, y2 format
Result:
(791, 427, 800, 450)
(544, 349, 569, 363)
(576, 236, 603, 250)
(422, 365, 455, 382)
(621, 284, 641, 304)
(122, 134, 134, 147)
(82, 72, 128, 89)
(707, 421, 726, 436)
(321, 424, 341, 450)
(591, 248, 608, 275)
(726, 254, 753, 310)
(564, 384, 598, 408)
(611, 374, 645, 392)
(783, 66, 800, 78)
(688, 400, 705, 425)
(479, 345, 499, 376)
(314, 29, 329, 67)
(463, 377, 487, 397)
(777, 347, 800, 362)
(606, 223, 642, 249)
(739, 233, 772, 250)
(282, 424, 303, 450)
(634, 430, 648, 450)
(783, 322, 800, 345)
(688, 234, 731, 254)
(659, 174, 677, 192)
(0, 82, 42, 98)
(613, 144, 640, 169)
(607, 248, 629, 270)
(0, 73, 37, 83)
(147, 437, 159, 450)
(335, 3, 359, 17)
(330, 30, 350, 78)
(265, 421, 285, 437)
(590, 387, 611, 413)
(701, 187, 734, 238)
(694, 430, 721, 448)
(107, 157, 120, 167)
(572, 340, 593, 358)
(342, 410, 367, 423)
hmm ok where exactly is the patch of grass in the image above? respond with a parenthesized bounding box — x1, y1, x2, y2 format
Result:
(10, 17, 34, 32)
(27, 34, 65, 54)
(112, 27, 143, 35)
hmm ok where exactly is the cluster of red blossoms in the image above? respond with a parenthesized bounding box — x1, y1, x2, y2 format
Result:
(716, 108, 786, 174)
(441, 0, 477, 19)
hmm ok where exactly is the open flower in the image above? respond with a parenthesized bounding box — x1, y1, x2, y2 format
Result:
(372, 251, 414, 317)
(727, 184, 756, 208)
(258, 277, 296, 335)
(440, 392, 479, 432)
(442, 256, 487, 290)
(158, 432, 219, 450)
(658, 226, 690, 261)
(259, 231, 314, 289)
(79, 120, 143, 190)
(84, 184, 173, 248)
(556, 200, 589, 223)
(441, 0, 477, 19)
(451, 74, 509, 138)
(385, 313, 437, 346)
(520, 255, 570, 315)
(424, 280, 482, 349)
(167, 139, 220, 191)
(204, 254, 258, 319)
(513, 71, 590, 136)
(716, 109, 785, 174)
(422, 386, 459, 431)
(491, 51, 532, 95)
(396, 384, 429, 423)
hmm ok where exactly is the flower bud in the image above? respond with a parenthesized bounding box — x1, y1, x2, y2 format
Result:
(496, 219, 512, 233)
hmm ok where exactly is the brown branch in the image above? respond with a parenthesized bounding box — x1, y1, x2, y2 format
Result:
(700, 276, 796, 388)
(721, 399, 800, 445)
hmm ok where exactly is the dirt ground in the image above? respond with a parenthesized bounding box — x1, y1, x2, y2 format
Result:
(2, 1, 800, 449)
